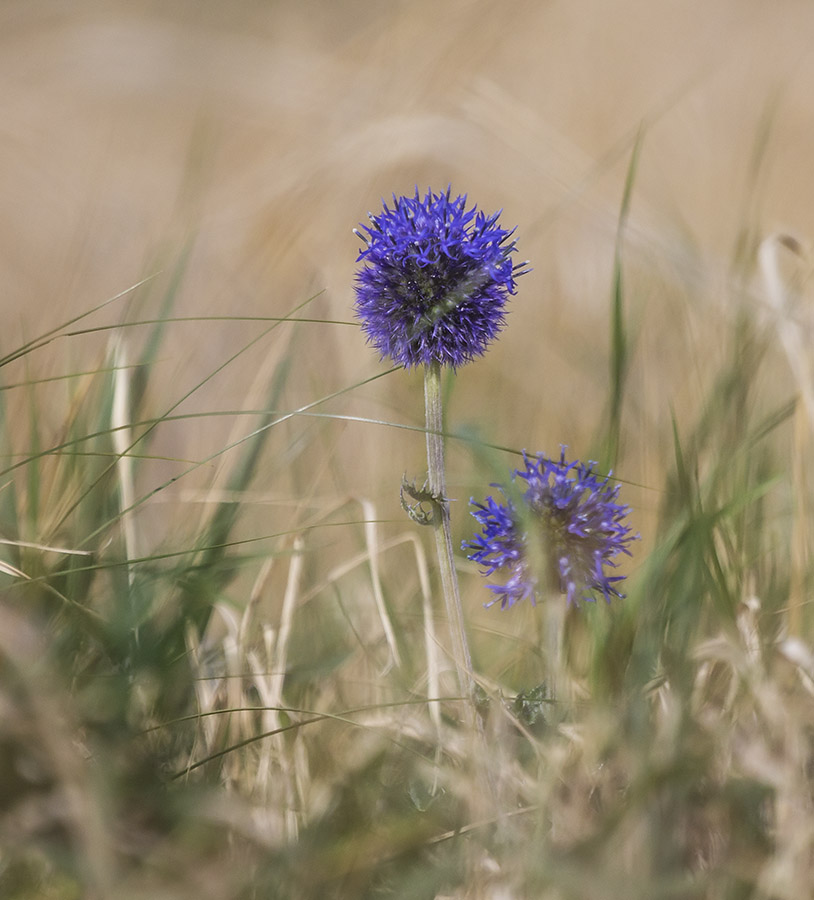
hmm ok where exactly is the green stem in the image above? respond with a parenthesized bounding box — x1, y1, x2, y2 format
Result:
(423, 362, 474, 701)
(546, 591, 564, 704)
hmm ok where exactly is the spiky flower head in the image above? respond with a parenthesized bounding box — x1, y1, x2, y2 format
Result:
(463, 448, 638, 609)
(354, 187, 528, 369)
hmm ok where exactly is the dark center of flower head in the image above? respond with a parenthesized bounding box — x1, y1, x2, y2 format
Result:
(354, 188, 529, 369)
(409, 264, 494, 331)
(526, 496, 614, 601)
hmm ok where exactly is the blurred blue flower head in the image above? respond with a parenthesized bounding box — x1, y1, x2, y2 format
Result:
(463, 449, 638, 609)
(354, 187, 528, 368)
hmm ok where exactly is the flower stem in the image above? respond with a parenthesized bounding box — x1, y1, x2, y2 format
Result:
(423, 361, 474, 702)
(546, 591, 564, 704)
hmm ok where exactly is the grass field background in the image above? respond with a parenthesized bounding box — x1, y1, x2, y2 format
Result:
(1, 2, 814, 897)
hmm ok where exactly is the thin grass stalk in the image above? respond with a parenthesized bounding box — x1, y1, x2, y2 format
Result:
(423, 361, 473, 705)
(110, 338, 137, 587)
(223, 629, 243, 785)
(270, 536, 303, 839)
(360, 498, 401, 670)
(790, 407, 810, 636)
(758, 233, 813, 635)
(186, 622, 219, 751)
(271, 535, 304, 707)
(605, 129, 642, 466)
(249, 627, 277, 794)
(239, 556, 275, 649)
(410, 534, 441, 730)
(0, 274, 158, 371)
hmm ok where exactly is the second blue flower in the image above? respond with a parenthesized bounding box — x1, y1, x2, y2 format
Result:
(463, 449, 638, 609)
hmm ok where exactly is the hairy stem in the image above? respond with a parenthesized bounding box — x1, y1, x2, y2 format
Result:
(423, 361, 474, 702)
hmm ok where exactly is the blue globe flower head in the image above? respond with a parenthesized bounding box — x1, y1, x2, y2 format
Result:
(463, 448, 638, 609)
(354, 187, 529, 369)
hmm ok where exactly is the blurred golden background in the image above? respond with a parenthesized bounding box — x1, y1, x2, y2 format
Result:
(2, 0, 813, 561)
